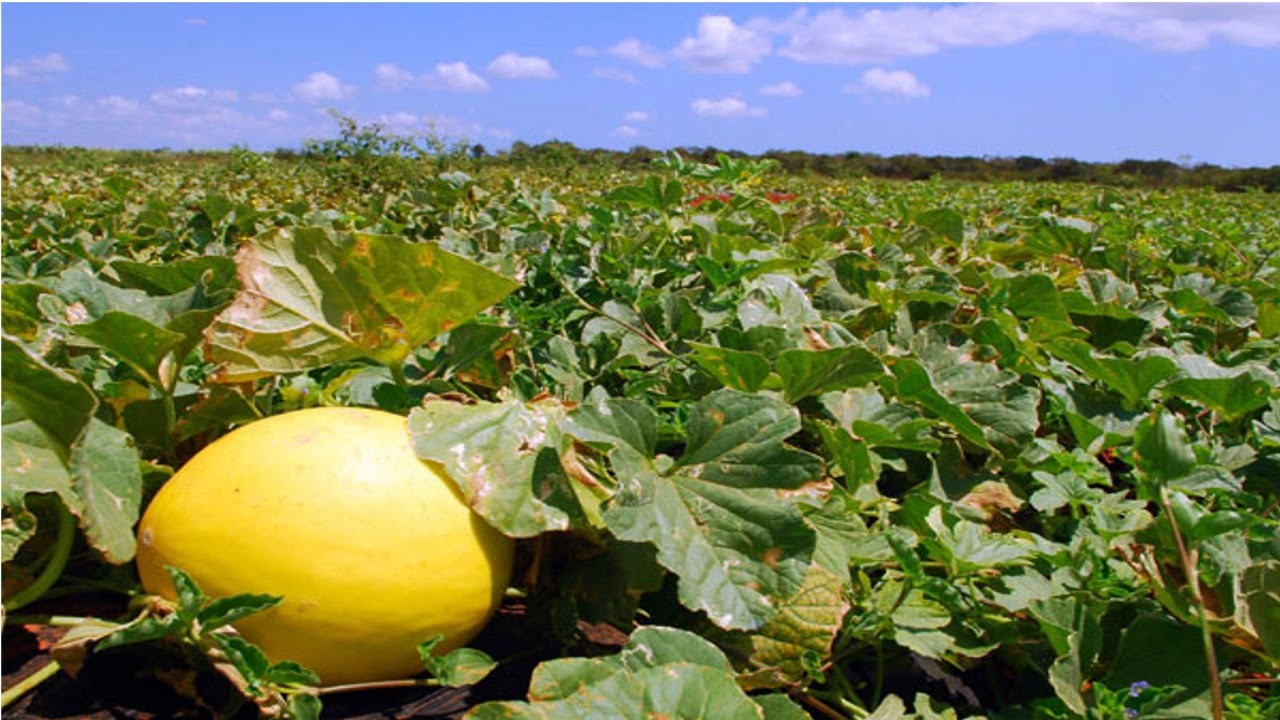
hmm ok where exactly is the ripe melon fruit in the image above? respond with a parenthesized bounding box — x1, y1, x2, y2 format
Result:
(135, 407, 514, 685)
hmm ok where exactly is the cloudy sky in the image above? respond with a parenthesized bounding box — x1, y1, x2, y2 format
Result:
(3, 3, 1278, 166)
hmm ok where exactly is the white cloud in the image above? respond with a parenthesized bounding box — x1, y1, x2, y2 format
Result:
(574, 46, 598, 58)
(374, 63, 417, 91)
(425, 62, 490, 92)
(150, 86, 237, 107)
(691, 96, 767, 119)
(591, 67, 638, 85)
(267, 108, 290, 122)
(3, 52, 70, 81)
(672, 15, 771, 73)
(759, 81, 803, 97)
(487, 53, 557, 80)
(1, 100, 43, 125)
(624, 111, 653, 123)
(98, 96, 144, 117)
(292, 72, 356, 102)
(610, 38, 666, 67)
(770, 4, 1280, 65)
(612, 125, 640, 138)
(381, 62, 490, 93)
(845, 68, 931, 99)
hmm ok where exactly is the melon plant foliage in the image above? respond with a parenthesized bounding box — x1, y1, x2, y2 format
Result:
(2, 144, 1279, 720)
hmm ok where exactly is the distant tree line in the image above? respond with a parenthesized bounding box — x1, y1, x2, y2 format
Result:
(489, 140, 1280, 193)
(5, 135, 1278, 193)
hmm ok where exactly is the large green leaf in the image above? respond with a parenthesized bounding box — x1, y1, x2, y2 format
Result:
(1, 401, 141, 564)
(775, 345, 884, 402)
(1048, 339, 1178, 407)
(888, 336, 1039, 455)
(1, 334, 96, 452)
(1161, 355, 1277, 421)
(468, 627, 796, 720)
(1030, 596, 1102, 715)
(205, 227, 519, 381)
(409, 396, 578, 538)
(689, 342, 771, 393)
(565, 390, 822, 631)
(1133, 408, 1196, 483)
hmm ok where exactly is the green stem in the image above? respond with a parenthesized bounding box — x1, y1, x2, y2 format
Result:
(388, 358, 408, 388)
(4, 502, 76, 612)
(0, 660, 61, 709)
(160, 385, 179, 465)
(315, 677, 438, 696)
(1161, 488, 1225, 720)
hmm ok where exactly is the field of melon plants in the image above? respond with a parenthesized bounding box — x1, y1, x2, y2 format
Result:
(2, 144, 1278, 720)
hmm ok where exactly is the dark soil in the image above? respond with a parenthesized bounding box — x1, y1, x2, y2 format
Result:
(2, 599, 555, 719)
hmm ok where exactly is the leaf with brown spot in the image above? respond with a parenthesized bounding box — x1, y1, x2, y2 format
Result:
(728, 564, 849, 689)
(204, 227, 518, 381)
(409, 395, 583, 537)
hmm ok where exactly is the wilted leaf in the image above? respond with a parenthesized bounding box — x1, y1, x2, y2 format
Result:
(728, 564, 849, 687)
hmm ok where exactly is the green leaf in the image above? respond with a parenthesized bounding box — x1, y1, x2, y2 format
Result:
(68, 311, 186, 387)
(197, 593, 284, 632)
(776, 345, 884, 402)
(606, 176, 684, 212)
(865, 695, 908, 720)
(409, 396, 577, 537)
(205, 227, 519, 381)
(212, 633, 272, 687)
(1004, 273, 1069, 322)
(913, 207, 964, 245)
(168, 565, 206, 622)
(418, 636, 498, 687)
(674, 389, 824, 489)
(888, 358, 990, 451)
(1241, 562, 1280, 660)
(752, 694, 810, 720)
(95, 614, 180, 652)
(1133, 408, 1196, 483)
(1030, 596, 1102, 714)
(1, 335, 95, 452)
(286, 692, 323, 720)
(1, 382, 141, 565)
(1049, 340, 1178, 407)
(263, 661, 321, 688)
(1162, 357, 1277, 421)
(568, 391, 821, 630)
(67, 419, 144, 562)
(1101, 615, 1212, 719)
(689, 342, 771, 393)
(468, 627, 766, 720)
(111, 256, 237, 295)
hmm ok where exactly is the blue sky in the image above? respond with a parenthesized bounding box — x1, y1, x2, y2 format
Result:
(3, 3, 1279, 166)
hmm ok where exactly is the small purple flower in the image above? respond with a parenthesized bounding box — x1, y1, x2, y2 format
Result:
(1129, 680, 1149, 697)
(1125, 709, 1138, 720)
